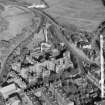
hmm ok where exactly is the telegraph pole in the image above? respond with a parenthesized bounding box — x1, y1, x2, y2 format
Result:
(100, 34, 104, 98)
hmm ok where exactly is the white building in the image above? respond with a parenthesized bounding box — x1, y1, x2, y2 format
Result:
(0, 83, 20, 99)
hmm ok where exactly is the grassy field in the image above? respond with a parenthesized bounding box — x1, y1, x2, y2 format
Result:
(44, 0, 105, 32)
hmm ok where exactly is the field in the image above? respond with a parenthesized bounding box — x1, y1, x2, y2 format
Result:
(44, 0, 105, 32)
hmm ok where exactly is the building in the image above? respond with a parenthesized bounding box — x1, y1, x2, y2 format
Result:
(49, 83, 74, 105)
(0, 92, 6, 105)
(11, 100, 21, 105)
(6, 93, 22, 105)
(0, 83, 21, 99)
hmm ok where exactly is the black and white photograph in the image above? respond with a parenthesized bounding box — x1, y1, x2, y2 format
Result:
(0, 0, 105, 105)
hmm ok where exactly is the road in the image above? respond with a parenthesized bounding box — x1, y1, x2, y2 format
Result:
(87, 71, 105, 94)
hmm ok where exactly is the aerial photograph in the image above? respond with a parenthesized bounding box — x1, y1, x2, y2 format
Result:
(0, 0, 105, 105)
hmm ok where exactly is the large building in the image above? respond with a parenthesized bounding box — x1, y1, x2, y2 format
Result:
(0, 83, 21, 99)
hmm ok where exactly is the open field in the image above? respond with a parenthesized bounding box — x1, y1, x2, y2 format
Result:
(44, 0, 105, 32)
